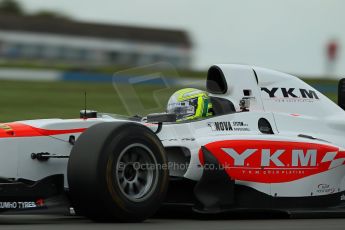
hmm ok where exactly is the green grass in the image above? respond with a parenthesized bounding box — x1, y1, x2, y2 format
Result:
(304, 79, 337, 101)
(0, 79, 338, 123)
(0, 80, 180, 122)
(325, 93, 337, 102)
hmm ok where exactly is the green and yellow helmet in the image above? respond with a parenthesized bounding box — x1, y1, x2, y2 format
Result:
(167, 88, 213, 121)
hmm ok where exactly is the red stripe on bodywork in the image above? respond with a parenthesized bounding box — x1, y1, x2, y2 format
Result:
(202, 140, 345, 183)
(0, 122, 86, 138)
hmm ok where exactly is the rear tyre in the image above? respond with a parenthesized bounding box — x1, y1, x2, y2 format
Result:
(67, 122, 169, 222)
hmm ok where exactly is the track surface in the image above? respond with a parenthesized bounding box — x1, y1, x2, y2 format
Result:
(0, 215, 344, 230)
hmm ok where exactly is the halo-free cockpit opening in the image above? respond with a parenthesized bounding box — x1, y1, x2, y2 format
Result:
(207, 65, 236, 116)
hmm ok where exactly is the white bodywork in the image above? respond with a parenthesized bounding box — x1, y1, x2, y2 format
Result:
(1, 64, 345, 200)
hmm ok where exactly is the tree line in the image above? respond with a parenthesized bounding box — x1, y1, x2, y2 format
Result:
(0, 0, 69, 19)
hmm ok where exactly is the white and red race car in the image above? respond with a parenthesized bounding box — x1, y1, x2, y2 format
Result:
(0, 64, 345, 221)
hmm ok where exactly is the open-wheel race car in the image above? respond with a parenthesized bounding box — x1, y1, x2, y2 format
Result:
(0, 64, 345, 222)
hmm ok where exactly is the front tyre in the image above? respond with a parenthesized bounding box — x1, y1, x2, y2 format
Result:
(67, 122, 169, 222)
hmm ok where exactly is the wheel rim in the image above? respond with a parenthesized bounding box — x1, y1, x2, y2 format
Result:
(115, 143, 159, 202)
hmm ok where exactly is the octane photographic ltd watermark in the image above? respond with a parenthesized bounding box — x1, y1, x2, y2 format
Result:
(118, 162, 232, 171)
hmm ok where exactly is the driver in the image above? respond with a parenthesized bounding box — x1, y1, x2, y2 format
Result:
(167, 88, 213, 121)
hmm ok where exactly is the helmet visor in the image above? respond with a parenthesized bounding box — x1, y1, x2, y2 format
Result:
(167, 98, 198, 120)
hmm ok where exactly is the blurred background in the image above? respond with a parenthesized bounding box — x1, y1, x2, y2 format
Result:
(0, 0, 343, 121)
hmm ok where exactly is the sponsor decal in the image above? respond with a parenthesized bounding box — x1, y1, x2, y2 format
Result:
(222, 148, 318, 167)
(161, 138, 178, 142)
(181, 137, 195, 141)
(316, 184, 336, 194)
(261, 87, 319, 102)
(0, 200, 44, 209)
(161, 137, 195, 142)
(203, 140, 345, 183)
(208, 121, 250, 132)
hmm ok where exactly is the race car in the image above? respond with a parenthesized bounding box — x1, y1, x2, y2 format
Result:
(0, 64, 345, 222)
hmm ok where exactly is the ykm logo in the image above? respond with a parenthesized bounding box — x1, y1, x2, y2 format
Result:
(261, 87, 319, 99)
(204, 140, 345, 183)
(222, 148, 317, 167)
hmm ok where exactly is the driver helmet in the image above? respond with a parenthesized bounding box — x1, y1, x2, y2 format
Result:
(167, 88, 213, 121)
